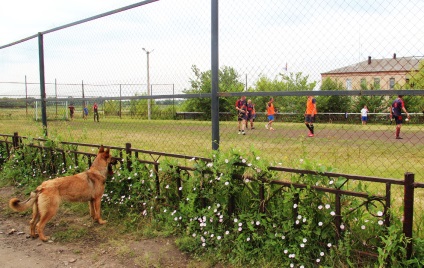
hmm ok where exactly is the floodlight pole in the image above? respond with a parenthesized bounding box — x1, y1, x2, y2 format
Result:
(143, 48, 153, 120)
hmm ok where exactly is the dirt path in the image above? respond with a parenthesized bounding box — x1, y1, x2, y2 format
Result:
(0, 187, 193, 268)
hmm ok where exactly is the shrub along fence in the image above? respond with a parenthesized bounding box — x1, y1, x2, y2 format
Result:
(0, 132, 422, 265)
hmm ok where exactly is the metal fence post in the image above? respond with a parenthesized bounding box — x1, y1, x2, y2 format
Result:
(403, 172, 414, 259)
(125, 143, 132, 171)
(12, 132, 19, 149)
(37, 32, 48, 136)
(211, 0, 219, 150)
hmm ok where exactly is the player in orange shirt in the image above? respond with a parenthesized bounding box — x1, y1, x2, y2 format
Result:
(265, 97, 275, 131)
(305, 96, 317, 137)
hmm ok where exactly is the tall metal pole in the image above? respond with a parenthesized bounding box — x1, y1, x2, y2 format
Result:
(143, 48, 153, 120)
(25, 75, 28, 116)
(38, 32, 48, 136)
(211, 0, 219, 150)
(55, 78, 58, 117)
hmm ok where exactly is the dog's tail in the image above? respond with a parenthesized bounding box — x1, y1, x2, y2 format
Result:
(9, 191, 38, 212)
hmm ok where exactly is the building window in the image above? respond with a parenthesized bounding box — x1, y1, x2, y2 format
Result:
(346, 79, 352, 90)
(360, 78, 367, 89)
(389, 78, 395, 89)
(374, 78, 380, 89)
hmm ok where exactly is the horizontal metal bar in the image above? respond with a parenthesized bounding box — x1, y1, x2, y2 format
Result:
(0, 0, 158, 49)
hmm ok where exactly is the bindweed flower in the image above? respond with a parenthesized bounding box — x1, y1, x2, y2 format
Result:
(327, 243, 332, 248)
(293, 204, 298, 208)
(361, 225, 366, 230)
(325, 204, 331, 209)
(378, 220, 384, 225)
(225, 159, 229, 163)
(284, 249, 288, 254)
(377, 211, 383, 217)
(320, 252, 325, 256)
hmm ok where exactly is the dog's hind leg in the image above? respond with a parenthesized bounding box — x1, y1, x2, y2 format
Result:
(36, 194, 60, 242)
(29, 202, 39, 238)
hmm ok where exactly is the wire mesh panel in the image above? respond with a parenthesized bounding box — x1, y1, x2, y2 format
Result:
(0, 1, 423, 177)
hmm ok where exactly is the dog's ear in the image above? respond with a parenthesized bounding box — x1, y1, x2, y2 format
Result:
(99, 145, 104, 153)
(104, 148, 110, 157)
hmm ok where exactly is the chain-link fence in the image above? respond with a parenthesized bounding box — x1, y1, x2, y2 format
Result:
(1, 0, 424, 242)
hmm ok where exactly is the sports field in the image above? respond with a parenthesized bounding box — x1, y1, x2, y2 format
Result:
(1, 116, 423, 181)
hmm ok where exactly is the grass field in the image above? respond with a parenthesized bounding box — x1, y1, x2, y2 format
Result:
(0, 115, 423, 182)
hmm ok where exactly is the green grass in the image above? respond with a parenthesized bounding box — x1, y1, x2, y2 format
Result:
(0, 116, 423, 181)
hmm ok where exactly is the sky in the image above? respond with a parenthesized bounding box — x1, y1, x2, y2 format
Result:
(0, 0, 423, 98)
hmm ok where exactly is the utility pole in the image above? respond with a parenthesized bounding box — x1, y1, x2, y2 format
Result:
(143, 48, 154, 120)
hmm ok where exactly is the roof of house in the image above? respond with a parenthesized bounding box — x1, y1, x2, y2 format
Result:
(321, 56, 422, 75)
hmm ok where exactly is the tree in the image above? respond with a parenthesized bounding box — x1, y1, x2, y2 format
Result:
(182, 65, 244, 119)
(319, 78, 351, 113)
(252, 72, 316, 114)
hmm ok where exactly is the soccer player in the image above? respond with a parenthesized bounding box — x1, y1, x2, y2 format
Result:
(246, 99, 256, 130)
(265, 97, 275, 131)
(390, 95, 410, 139)
(235, 96, 248, 135)
(360, 105, 369, 125)
(305, 96, 317, 137)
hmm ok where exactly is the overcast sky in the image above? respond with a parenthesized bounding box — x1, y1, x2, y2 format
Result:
(0, 0, 423, 97)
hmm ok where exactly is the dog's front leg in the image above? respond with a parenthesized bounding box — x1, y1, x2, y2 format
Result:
(93, 198, 107, 224)
(88, 200, 95, 220)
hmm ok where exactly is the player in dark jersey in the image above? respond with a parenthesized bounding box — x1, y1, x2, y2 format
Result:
(246, 99, 256, 130)
(390, 95, 410, 139)
(235, 96, 248, 135)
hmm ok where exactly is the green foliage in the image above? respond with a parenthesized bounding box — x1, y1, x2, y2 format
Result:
(319, 77, 352, 113)
(182, 65, 246, 119)
(1, 142, 422, 267)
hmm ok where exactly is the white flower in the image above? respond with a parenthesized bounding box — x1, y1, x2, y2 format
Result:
(378, 220, 384, 225)
(165, 185, 169, 189)
(238, 223, 243, 227)
(377, 211, 383, 217)
(234, 218, 238, 223)
(329, 180, 334, 184)
(256, 221, 260, 225)
(225, 230, 229, 235)
(179, 187, 183, 191)
(295, 220, 300, 225)
(303, 238, 307, 243)
(293, 204, 298, 208)
(242, 159, 246, 163)
(361, 225, 366, 230)
(320, 252, 325, 256)
(238, 227, 242, 231)
(225, 159, 229, 163)
(256, 156, 260, 160)
(297, 215, 302, 220)
(202, 243, 206, 247)
(340, 224, 345, 230)
(206, 162, 213, 167)
(192, 233, 196, 237)
(325, 204, 331, 209)
(300, 243, 305, 248)
(327, 243, 332, 247)
(217, 236, 221, 240)
(281, 235, 286, 239)
(284, 249, 288, 254)
(330, 211, 336, 216)
(316, 258, 321, 263)
(225, 181, 229, 186)
(246, 237, 250, 241)
(318, 205, 323, 210)
(210, 234, 214, 238)
(318, 222, 323, 226)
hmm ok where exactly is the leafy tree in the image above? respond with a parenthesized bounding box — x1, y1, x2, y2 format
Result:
(319, 78, 351, 113)
(251, 72, 316, 114)
(182, 65, 244, 119)
(404, 60, 424, 112)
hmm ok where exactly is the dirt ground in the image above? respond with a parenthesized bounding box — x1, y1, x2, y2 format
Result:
(0, 186, 195, 268)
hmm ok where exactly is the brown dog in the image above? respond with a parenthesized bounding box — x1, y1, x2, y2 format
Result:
(9, 146, 113, 241)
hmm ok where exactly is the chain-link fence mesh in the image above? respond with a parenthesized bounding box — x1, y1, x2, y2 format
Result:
(1, 1, 424, 240)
